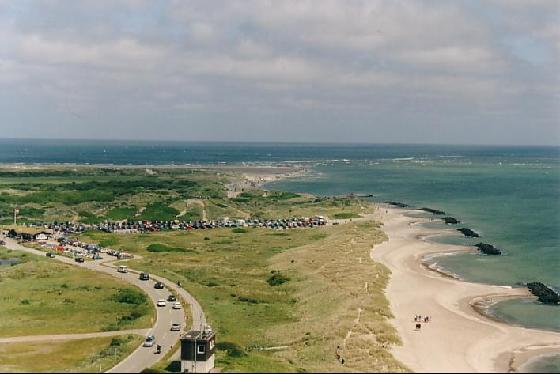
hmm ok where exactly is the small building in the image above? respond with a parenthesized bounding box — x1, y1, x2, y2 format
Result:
(180, 326, 216, 373)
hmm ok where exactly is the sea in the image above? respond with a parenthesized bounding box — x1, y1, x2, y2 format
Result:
(2, 138, 559, 371)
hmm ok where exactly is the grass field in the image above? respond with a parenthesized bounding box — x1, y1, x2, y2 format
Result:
(0, 247, 154, 337)
(1, 167, 404, 372)
(80, 219, 406, 372)
(0, 167, 371, 224)
(0, 334, 143, 372)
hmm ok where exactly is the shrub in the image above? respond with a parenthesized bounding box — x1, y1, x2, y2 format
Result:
(267, 273, 290, 286)
(146, 243, 191, 253)
(113, 288, 147, 305)
(238, 296, 260, 304)
(216, 342, 246, 357)
(333, 212, 362, 219)
(231, 228, 248, 234)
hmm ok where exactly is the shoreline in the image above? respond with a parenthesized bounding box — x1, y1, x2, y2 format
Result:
(371, 206, 560, 372)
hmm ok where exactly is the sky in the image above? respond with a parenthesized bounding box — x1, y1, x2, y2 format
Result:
(0, 0, 559, 145)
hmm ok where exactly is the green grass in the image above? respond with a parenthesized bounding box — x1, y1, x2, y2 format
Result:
(0, 247, 154, 337)
(106, 206, 138, 220)
(333, 212, 363, 219)
(146, 243, 193, 253)
(140, 202, 180, 221)
(0, 334, 143, 373)
(79, 219, 404, 372)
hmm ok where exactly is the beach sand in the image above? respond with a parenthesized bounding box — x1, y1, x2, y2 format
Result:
(371, 207, 560, 372)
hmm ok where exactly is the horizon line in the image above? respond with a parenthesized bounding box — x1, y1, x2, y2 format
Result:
(1, 137, 559, 148)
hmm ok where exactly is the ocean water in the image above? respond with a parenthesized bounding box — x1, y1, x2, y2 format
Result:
(2, 139, 560, 371)
(264, 149, 560, 334)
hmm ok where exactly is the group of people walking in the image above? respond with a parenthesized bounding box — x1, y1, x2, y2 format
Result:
(414, 314, 432, 330)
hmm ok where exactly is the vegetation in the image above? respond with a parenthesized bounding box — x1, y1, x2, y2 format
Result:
(146, 243, 192, 253)
(0, 334, 143, 372)
(333, 212, 363, 219)
(0, 247, 154, 337)
(267, 272, 290, 286)
(81, 220, 405, 372)
(0, 167, 402, 372)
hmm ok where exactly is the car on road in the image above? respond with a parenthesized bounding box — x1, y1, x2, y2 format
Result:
(139, 272, 150, 281)
(167, 294, 177, 302)
(74, 257, 85, 263)
(46, 252, 55, 258)
(117, 265, 128, 273)
(170, 323, 181, 331)
(143, 335, 155, 347)
(157, 299, 166, 307)
(154, 281, 164, 289)
(172, 301, 181, 309)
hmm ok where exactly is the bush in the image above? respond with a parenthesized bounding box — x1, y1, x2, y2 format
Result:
(216, 342, 246, 357)
(113, 288, 147, 305)
(231, 228, 248, 234)
(146, 243, 191, 253)
(267, 273, 290, 286)
(238, 296, 260, 304)
(333, 212, 362, 219)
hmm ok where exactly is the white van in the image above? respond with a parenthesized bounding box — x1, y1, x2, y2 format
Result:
(117, 265, 128, 273)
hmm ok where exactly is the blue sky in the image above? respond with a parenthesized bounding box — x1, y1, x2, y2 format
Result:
(0, 0, 558, 145)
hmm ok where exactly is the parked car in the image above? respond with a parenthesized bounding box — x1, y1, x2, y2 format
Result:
(154, 281, 164, 289)
(74, 257, 85, 263)
(167, 294, 177, 302)
(157, 299, 166, 307)
(143, 335, 155, 347)
(46, 252, 55, 258)
(172, 302, 181, 310)
(139, 272, 150, 281)
(170, 323, 181, 332)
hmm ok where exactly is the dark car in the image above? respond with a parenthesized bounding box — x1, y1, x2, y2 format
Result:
(46, 252, 55, 258)
(75, 257, 85, 263)
(139, 272, 150, 281)
(167, 294, 177, 302)
(154, 281, 164, 289)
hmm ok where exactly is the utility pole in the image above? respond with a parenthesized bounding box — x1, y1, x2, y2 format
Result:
(14, 208, 18, 226)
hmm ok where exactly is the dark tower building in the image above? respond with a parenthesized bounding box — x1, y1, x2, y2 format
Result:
(180, 326, 215, 373)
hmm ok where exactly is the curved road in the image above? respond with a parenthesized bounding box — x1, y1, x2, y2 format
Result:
(2, 237, 206, 373)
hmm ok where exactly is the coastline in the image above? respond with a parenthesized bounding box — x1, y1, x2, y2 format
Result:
(371, 206, 560, 372)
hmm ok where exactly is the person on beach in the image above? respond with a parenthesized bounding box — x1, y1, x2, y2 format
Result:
(415, 323, 421, 330)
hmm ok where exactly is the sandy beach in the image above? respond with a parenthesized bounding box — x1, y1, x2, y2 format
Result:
(371, 207, 560, 372)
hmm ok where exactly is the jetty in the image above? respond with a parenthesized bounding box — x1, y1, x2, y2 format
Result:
(457, 228, 479, 238)
(421, 207, 446, 215)
(474, 243, 501, 255)
(527, 282, 560, 305)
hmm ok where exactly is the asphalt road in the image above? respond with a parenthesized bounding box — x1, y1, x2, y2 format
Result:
(2, 237, 206, 373)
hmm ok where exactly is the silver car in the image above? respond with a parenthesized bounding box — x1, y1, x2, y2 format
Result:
(143, 335, 155, 347)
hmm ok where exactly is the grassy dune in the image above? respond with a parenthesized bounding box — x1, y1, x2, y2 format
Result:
(0, 247, 154, 337)
(81, 219, 406, 372)
(0, 335, 143, 372)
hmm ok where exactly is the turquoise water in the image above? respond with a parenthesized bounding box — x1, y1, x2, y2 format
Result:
(267, 156, 560, 333)
(522, 354, 560, 373)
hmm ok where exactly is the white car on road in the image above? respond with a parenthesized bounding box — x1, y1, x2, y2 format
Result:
(157, 299, 166, 307)
(172, 301, 181, 309)
(143, 335, 155, 347)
